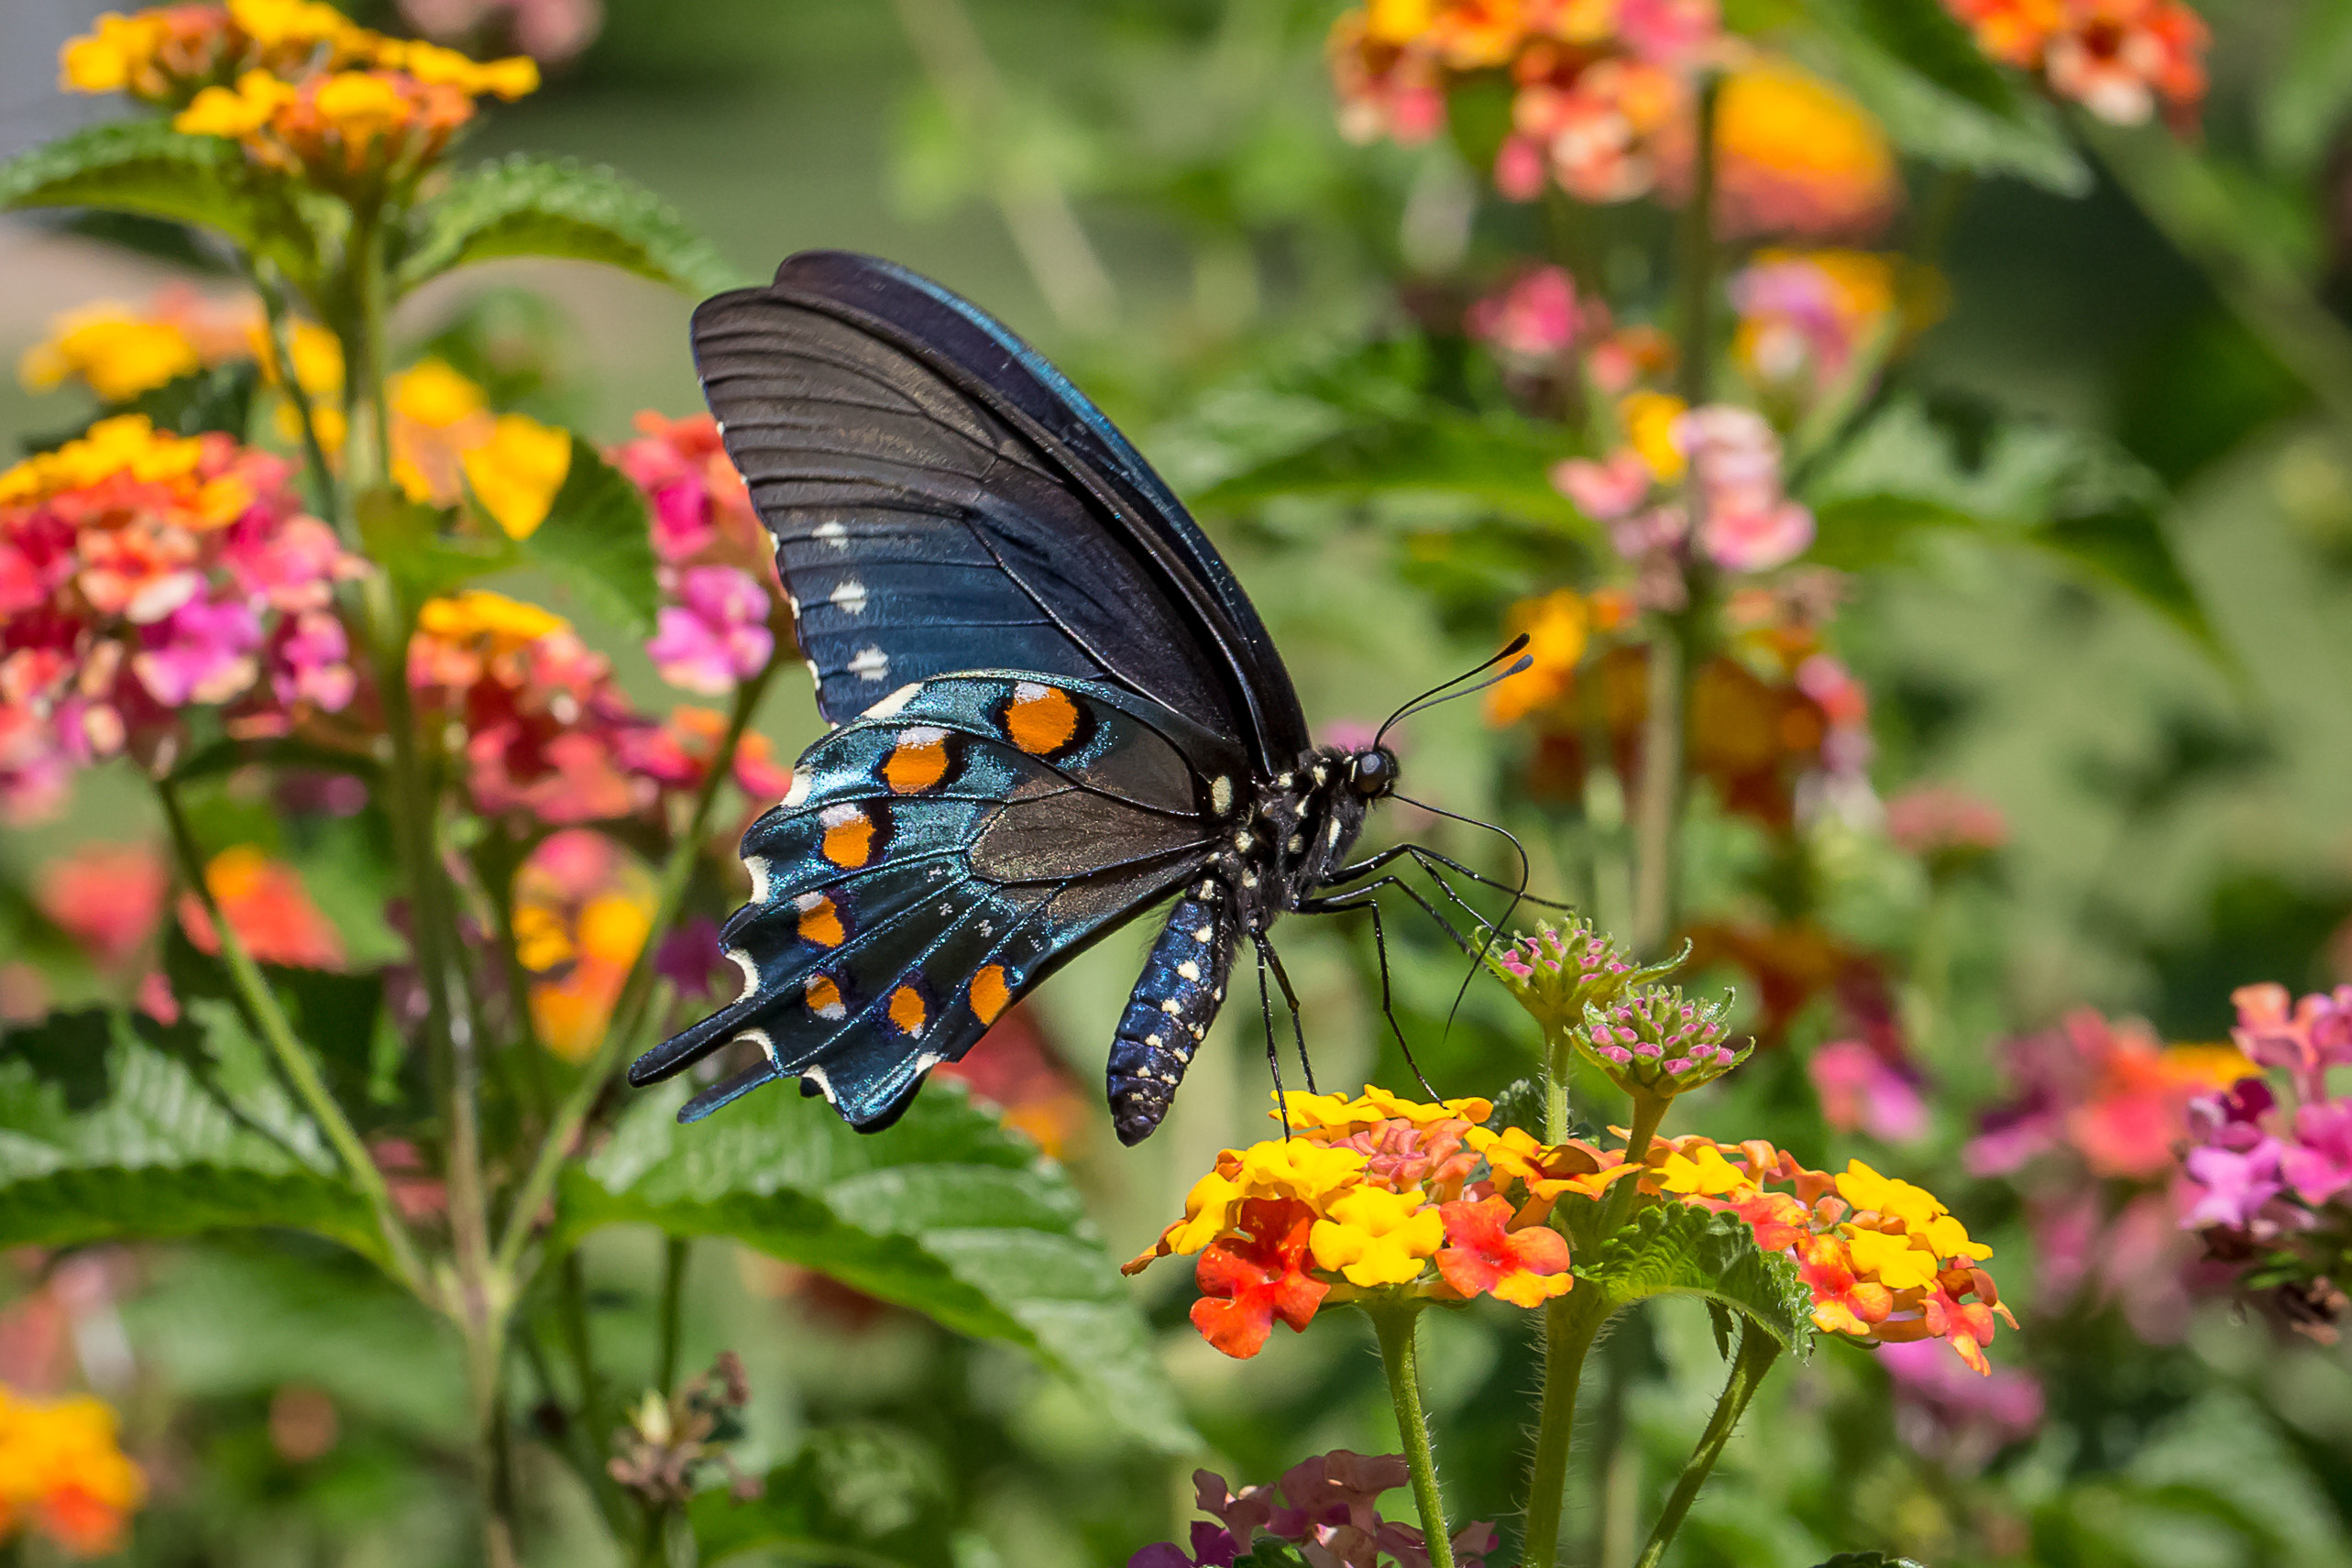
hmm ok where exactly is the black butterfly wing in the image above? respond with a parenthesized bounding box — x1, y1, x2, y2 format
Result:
(627, 674, 1247, 1129)
(690, 250, 1311, 773)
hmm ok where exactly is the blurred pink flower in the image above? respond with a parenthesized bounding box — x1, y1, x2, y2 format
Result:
(398, 0, 603, 62)
(1885, 784, 2006, 858)
(1676, 405, 1815, 573)
(1879, 1335, 2044, 1470)
(1809, 1038, 1927, 1144)
(1552, 450, 1653, 521)
(2182, 1139, 2287, 1230)
(1466, 267, 1582, 366)
(2281, 1100, 2352, 1206)
(2229, 981, 2352, 1100)
(35, 843, 167, 970)
(647, 565, 774, 695)
(132, 595, 262, 707)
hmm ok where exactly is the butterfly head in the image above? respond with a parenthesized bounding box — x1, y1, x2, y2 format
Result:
(1346, 746, 1400, 800)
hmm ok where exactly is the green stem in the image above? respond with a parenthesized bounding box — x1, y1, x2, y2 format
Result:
(1368, 1301, 1455, 1568)
(492, 664, 775, 1277)
(1519, 1288, 1610, 1568)
(1672, 74, 1721, 410)
(154, 775, 427, 1293)
(1601, 1091, 1669, 1237)
(558, 1250, 629, 1531)
(655, 1235, 690, 1397)
(1631, 1323, 1780, 1568)
(247, 269, 345, 538)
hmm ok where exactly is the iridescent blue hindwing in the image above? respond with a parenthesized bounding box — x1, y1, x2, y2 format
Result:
(629, 675, 1233, 1130)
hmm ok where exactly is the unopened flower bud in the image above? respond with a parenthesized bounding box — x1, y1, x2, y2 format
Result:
(1578, 983, 1750, 1096)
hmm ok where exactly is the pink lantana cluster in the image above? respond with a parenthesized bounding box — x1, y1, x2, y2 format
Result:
(610, 411, 784, 697)
(1968, 1008, 2251, 1341)
(1131, 1453, 1496, 1568)
(1555, 401, 1815, 593)
(1329, 0, 1720, 207)
(1946, 0, 2206, 128)
(2178, 983, 2352, 1342)
(0, 415, 363, 821)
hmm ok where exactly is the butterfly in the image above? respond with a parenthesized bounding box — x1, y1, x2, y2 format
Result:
(627, 251, 1528, 1146)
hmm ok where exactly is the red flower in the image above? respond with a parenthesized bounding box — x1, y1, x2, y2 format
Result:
(1190, 1199, 1328, 1358)
(1434, 1195, 1573, 1307)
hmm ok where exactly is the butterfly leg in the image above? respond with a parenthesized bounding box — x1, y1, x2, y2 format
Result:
(1253, 933, 1292, 1138)
(1325, 844, 1571, 910)
(1296, 886, 1441, 1100)
(1251, 931, 1317, 1096)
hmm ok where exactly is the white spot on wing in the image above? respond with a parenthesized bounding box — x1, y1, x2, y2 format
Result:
(745, 854, 774, 902)
(847, 645, 890, 683)
(1210, 776, 1234, 816)
(819, 803, 865, 828)
(783, 769, 812, 806)
(728, 948, 759, 1001)
(911, 1050, 945, 1075)
(813, 521, 848, 548)
(738, 1027, 777, 1067)
(801, 1063, 837, 1102)
(830, 578, 867, 614)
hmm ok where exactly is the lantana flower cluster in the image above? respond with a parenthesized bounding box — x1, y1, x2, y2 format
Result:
(1652, 1138, 2016, 1372)
(0, 415, 363, 822)
(2177, 983, 2352, 1342)
(1969, 1008, 2249, 1341)
(1123, 1088, 1638, 1357)
(1554, 393, 1818, 588)
(1944, 0, 2206, 128)
(66, 0, 540, 191)
(612, 411, 784, 697)
(0, 1384, 147, 1557)
(1728, 248, 1910, 412)
(1132, 1453, 1498, 1568)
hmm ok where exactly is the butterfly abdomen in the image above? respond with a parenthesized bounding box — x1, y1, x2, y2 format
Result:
(1106, 890, 1237, 1146)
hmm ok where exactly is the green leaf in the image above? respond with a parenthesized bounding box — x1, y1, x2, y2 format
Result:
(0, 119, 314, 277)
(1197, 409, 1590, 532)
(0, 1006, 379, 1260)
(695, 1429, 951, 1568)
(398, 154, 742, 295)
(561, 1081, 1199, 1454)
(354, 485, 511, 615)
(517, 436, 662, 635)
(1797, 0, 2091, 194)
(1576, 1201, 1816, 1354)
(1814, 1555, 1928, 1568)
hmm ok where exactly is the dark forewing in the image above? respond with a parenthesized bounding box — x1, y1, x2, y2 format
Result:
(691, 251, 1310, 770)
(628, 675, 1243, 1130)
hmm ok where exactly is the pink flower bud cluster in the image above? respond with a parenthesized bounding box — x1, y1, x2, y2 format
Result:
(1489, 916, 1651, 1037)
(1555, 404, 1815, 596)
(0, 416, 362, 822)
(610, 411, 785, 699)
(1581, 983, 1749, 1095)
(1133, 1451, 1497, 1568)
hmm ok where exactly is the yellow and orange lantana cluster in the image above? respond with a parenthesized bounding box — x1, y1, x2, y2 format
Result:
(1648, 1136, 2017, 1372)
(0, 1386, 146, 1557)
(1124, 1089, 1639, 1357)
(63, 0, 538, 185)
(389, 361, 572, 542)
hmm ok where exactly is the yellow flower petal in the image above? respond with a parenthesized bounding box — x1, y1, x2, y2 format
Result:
(1309, 1186, 1445, 1287)
(1843, 1226, 1940, 1291)
(462, 414, 571, 540)
(1621, 390, 1688, 483)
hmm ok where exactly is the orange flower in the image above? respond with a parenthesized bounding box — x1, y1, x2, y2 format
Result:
(1192, 1198, 1331, 1358)
(1436, 1194, 1574, 1306)
(178, 844, 346, 969)
(35, 842, 169, 970)
(1688, 59, 1899, 241)
(0, 1385, 147, 1556)
(513, 828, 656, 1061)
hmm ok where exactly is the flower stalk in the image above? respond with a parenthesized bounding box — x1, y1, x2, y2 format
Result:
(1367, 1299, 1456, 1568)
(1632, 1322, 1780, 1568)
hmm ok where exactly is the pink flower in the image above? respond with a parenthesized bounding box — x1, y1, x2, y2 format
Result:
(1809, 1038, 1928, 1144)
(1617, 0, 1720, 64)
(1675, 405, 1816, 573)
(1494, 135, 1547, 200)
(268, 609, 357, 711)
(2281, 1099, 2352, 1207)
(2182, 1138, 2287, 1231)
(2230, 982, 2352, 1100)
(1885, 784, 2006, 858)
(35, 842, 168, 969)
(646, 565, 774, 695)
(133, 595, 261, 706)
(1466, 267, 1582, 365)
(1552, 450, 1653, 521)
(1703, 497, 1815, 573)
(1878, 1334, 2044, 1471)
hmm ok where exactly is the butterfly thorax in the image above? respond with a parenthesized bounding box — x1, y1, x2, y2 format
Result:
(1215, 745, 1386, 930)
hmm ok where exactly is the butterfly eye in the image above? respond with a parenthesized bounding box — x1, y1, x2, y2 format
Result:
(1349, 749, 1396, 797)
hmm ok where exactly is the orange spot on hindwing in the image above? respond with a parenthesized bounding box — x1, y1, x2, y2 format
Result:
(806, 972, 847, 1021)
(882, 726, 954, 794)
(1004, 681, 1081, 756)
(794, 893, 845, 948)
(887, 983, 928, 1037)
(971, 964, 1011, 1025)
(819, 803, 877, 867)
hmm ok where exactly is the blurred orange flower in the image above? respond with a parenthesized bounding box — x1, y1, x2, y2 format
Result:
(178, 843, 346, 969)
(0, 1385, 147, 1557)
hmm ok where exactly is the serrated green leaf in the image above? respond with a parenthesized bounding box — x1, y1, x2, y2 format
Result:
(1796, 0, 2091, 193)
(0, 120, 314, 276)
(1577, 1201, 1815, 1354)
(355, 484, 511, 616)
(562, 1081, 1198, 1454)
(517, 436, 661, 635)
(0, 1009, 378, 1259)
(398, 154, 742, 295)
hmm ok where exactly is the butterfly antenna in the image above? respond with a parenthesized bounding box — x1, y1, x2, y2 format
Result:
(1374, 635, 1533, 748)
(1393, 793, 1533, 1040)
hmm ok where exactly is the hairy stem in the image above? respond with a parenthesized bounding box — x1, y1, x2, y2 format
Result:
(153, 776, 427, 1293)
(1632, 1323, 1780, 1568)
(1368, 1301, 1455, 1568)
(1600, 1090, 1669, 1237)
(1519, 1288, 1610, 1568)
(493, 664, 775, 1277)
